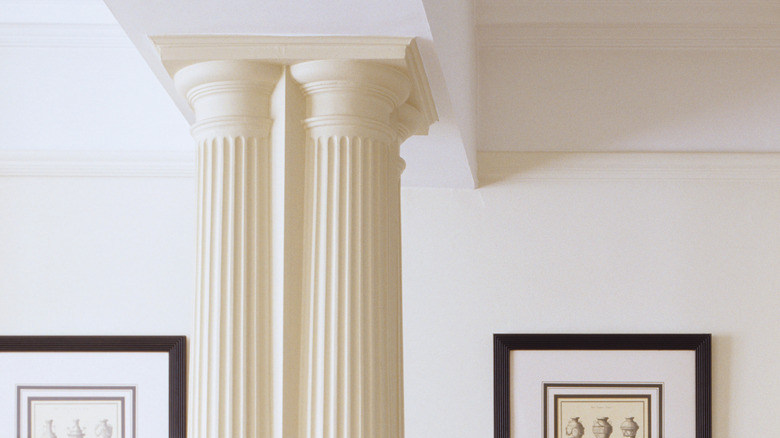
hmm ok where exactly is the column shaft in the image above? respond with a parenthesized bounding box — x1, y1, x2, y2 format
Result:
(301, 135, 403, 437)
(292, 60, 411, 438)
(193, 135, 272, 437)
(175, 60, 280, 438)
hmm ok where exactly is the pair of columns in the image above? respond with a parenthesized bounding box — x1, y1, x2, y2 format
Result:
(171, 47, 432, 438)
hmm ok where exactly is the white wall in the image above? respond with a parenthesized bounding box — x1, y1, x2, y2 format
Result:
(2, 152, 779, 437)
(0, 176, 196, 336)
(401, 153, 780, 437)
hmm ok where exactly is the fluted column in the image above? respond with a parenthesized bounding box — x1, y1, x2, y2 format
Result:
(174, 60, 281, 438)
(291, 60, 421, 438)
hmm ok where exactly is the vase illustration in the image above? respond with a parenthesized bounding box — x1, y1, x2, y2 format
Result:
(565, 417, 585, 438)
(40, 419, 57, 438)
(66, 419, 85, 438)
(593, 417, 613, 438)
(95, 420, 114, 438)
(95, 419, 113, 438)
(621, 417, 639, 437)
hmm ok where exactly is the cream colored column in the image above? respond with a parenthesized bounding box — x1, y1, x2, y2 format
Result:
(291, 60, 422, 438)
(174, 60, 281, 438)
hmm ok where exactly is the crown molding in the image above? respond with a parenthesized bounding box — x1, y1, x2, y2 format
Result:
(0, 150, 195, 177)
(479, 24, 780, 49)
(151, 35, 438, 131)
(479, 152, 780, 183)
(0, 23, 132, 48)
(0, 0, 118, 23)
(481, 0, 778, 3)
(476, 1, 780, 28)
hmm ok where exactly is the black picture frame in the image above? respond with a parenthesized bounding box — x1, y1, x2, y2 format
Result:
(494, 334, 711, 438)
(0, 336, 186, 438)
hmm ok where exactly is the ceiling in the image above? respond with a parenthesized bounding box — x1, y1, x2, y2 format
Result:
(2, 0, 780, 187)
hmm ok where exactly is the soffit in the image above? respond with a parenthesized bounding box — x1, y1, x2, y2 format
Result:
(0, 0, 477, 188)
(102, 0, 477, 188)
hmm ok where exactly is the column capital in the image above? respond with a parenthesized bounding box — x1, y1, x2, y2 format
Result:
(290, 59, 411, 106)
(173, 60, 281, 140)
(291, 60, 413, 144)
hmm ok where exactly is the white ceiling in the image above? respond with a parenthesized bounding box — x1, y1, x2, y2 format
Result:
(2, 0, 780, 187)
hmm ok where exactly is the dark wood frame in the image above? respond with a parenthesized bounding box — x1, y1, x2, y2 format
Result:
(494, 334, 711, 438)
(0, 336, 186, 438)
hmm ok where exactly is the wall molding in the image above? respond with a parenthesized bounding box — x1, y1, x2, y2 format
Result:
(0, 23, 132, 48)
(479, 152, 780, 183)
(0, 150, 195, 177)
(5, 151, 780, 182)
(478, 24, 780, 49)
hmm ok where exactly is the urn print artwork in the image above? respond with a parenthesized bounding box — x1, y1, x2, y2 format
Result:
(556, 397, 648, 438)
(34, 417, 114, 438)
(17, 386, 134, 438)
(563, 416, 640, 438)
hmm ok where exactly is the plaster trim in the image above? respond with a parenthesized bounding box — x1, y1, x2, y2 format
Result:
(479, 24, 780, 49)
(479, 152, 780, 183)
(0, 150, 195, 177)
(0, 23, 131, 48)
(6, 151, 778, 182)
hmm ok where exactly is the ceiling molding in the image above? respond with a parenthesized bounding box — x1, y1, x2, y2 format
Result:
(0, 150, 195, 177)
(0, 23, 132, 48)
(478, 24, 780, 49)
(476, 0, 779, 5)
(476, 1, 780, 27)
(479, 152, 780, 183)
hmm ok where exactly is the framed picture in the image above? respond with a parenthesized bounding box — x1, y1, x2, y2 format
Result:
(494, 334, 710, 438)
(0, 336, 185, 438)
